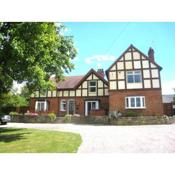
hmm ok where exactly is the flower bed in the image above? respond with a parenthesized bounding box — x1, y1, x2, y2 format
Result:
(9, 112, 174, 125)
(24, 112, 38, 117)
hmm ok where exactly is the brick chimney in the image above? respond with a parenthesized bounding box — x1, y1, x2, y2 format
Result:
(148, 47, 155, 62)
(97, 69, 104, 78)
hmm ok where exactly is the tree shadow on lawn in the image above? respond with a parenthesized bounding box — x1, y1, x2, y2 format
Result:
(0, 128, 24, 133)
(0, 128, 31, 143)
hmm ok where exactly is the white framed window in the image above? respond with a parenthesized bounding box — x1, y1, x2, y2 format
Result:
(89, 80, 97, 92)
(35, 101, 48, 112)
(85, 100, 99, 116)
(60, 100, 67, 111)
(125, 96, 145, 109)
(127, 71, 142, 83)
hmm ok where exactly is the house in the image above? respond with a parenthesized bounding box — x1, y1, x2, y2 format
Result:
(30, 69, 109, 116)
(30, 44, 163, 116)
(106, 44, 163, 116)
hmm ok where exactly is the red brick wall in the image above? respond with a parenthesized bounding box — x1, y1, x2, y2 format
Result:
(109, 89, 163, 116)
(90, 109, 106, 116)
(30, 96, 109, 117)
(30, 98, 59, 115)
(30, 89, 163, 117)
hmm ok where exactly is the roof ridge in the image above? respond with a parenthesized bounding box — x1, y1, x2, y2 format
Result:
(65, 75, 84, 77)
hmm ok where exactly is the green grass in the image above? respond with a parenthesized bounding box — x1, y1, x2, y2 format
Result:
(0, 128, 82, 153)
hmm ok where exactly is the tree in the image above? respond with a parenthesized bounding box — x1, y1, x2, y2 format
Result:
(0, 92, 29, 114)
(0, 22, 77, 96)
(0, 93, 28, 108)
(0, 85, 31, 114)
(20, 85, 31, 101)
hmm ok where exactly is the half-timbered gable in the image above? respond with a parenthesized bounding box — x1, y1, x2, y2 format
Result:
(106, 44, 162, 91)
(74, 69, 108, 97)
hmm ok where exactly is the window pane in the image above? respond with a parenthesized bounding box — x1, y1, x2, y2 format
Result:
(90, 87, 96, 92)
(41, 103, 45, 111)
(37, 103, 40, 111)
(92, 102, 96, 109)
(46, 101, 48, 111)
(136, 97, 141, 107)
(131, 98, 135, 107)
(61, 101, 66, 111)
(127, 75, 134, 83)
(63, 103, 66, 110)
(135, 74, 141, 83)
(90, 81, 96, 86)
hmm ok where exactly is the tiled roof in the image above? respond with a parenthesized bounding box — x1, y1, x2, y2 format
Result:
(51, 76, 84, 90)
(50, 69, 108, 90)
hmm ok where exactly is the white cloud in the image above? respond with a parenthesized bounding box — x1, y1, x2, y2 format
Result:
(85, 55, 117, 64)
(162, 80, 175, 95)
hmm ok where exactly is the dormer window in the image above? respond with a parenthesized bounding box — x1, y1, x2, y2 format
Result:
(127, 71, 142, 83)
(89, 80, 97, 92)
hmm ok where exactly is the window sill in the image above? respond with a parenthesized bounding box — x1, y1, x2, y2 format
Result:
(125, 107, 146, 109)
(127, 82, 142, 84)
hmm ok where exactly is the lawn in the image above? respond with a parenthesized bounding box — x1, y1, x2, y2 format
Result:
(0, 128, 82, 153)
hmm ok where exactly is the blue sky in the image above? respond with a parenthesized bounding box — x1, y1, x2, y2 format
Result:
(63, 22, 175, 94)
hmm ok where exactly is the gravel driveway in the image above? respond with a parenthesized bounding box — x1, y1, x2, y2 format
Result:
(1, 123, 175, 153)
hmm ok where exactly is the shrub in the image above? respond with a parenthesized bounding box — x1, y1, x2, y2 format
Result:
(63, 114, 72, 123)
(9, 111, 19, 117)
(48, 113, 56, 122)
(124, 110, 138, 117)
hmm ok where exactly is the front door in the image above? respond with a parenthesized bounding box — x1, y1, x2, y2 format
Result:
(85, 101, 99, 116)
(68, 100, 75, 115)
